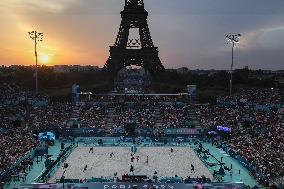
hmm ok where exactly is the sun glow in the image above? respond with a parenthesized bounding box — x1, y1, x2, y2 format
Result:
(40, 54, 50, 64)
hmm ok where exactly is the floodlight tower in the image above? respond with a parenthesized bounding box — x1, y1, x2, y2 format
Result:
(28, 31, 43, 94)
(226, 34, 241, 96)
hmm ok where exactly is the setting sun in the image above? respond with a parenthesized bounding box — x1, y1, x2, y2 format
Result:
(40, 54, 50, 64)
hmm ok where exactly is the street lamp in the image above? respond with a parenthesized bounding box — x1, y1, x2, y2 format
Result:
(28, 31, 43, 94)
(226, 34, 241, 96)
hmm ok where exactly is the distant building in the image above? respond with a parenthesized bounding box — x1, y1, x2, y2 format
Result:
(177, 67, 189, 74)
(248, 69, 284, 80)
(189, 69, 223, 76)
(53, 65, 101, 73)
(53, 65, 71, 73)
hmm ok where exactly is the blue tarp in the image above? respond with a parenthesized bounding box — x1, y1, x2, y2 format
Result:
(39, 132, 55, 141)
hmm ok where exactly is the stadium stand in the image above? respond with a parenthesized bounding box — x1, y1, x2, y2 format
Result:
(1, 81, 284, 188)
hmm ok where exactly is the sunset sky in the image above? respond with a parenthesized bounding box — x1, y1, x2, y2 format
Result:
(0, 0, 284, 70)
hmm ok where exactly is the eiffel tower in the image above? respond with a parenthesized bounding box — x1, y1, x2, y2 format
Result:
(103, 0, 165, 81)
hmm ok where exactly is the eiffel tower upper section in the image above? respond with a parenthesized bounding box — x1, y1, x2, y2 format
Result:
(103, 0, 165, 80)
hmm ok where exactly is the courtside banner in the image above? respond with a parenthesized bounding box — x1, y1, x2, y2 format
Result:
(164, 128, 199, 135)
(17, 182, 246, 189)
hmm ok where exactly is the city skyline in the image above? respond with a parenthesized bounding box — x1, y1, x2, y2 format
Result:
(0, 0, 284, 70)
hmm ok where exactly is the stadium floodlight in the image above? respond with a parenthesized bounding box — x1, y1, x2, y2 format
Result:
(226, 34, 241, 96)
(28, 30, 44, 94)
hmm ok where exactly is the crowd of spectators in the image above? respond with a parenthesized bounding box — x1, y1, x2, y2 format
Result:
(160, 104, 192, 128)
(0, 82, 73, 181)
(111, 102, 157, 129)
(0, 82, 44, 176)
(197, 88, 284, 185)
(79, 102, 107, 128)
(0, 83, 192, 180)
(95, 95, 194, 129)
(2, 80, 283, 187)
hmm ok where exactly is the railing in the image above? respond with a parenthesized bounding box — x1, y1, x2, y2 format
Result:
(220, 144, 266, 183)
(60, 127, 201, 138)
(35, 144, 75, 183)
